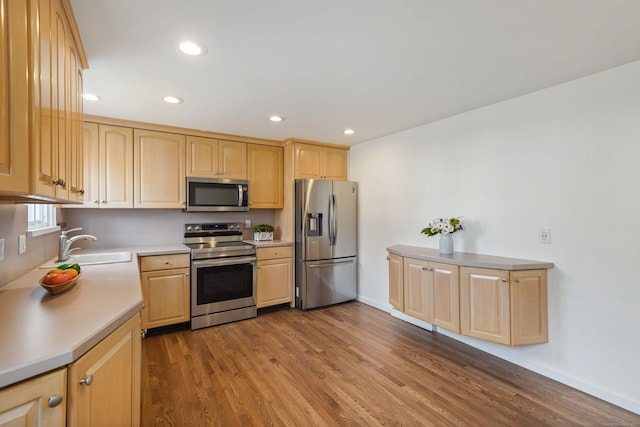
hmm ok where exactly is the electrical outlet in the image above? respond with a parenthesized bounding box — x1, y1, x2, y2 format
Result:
(0, 238, 4, 261)
(245, 219, 251, 229)
(19, 234, 27, 254)
(538, 228, 551, 244)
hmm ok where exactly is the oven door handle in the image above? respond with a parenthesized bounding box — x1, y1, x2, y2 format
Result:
(192, 256, 256, 267)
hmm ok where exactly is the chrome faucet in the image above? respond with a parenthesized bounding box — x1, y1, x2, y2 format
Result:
(57, 227, 99, 262)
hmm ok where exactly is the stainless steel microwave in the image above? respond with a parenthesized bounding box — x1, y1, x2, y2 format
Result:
(186, 177, 249, 212)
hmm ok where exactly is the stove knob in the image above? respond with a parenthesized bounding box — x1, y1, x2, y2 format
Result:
(186, 225, 193, 231)
(194, 225, 201, 230)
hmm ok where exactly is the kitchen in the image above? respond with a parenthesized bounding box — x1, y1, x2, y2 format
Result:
(2, 0, 640, 425)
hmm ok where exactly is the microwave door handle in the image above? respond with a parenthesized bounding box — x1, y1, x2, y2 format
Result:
(238, 184, 244, 207)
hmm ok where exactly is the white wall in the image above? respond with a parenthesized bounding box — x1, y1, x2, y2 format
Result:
(350, 60, 640, 413)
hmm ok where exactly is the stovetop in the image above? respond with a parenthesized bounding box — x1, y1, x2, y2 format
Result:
(184, 222, 255, 259)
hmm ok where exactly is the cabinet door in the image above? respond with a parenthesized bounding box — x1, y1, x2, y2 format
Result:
(460, 267, 510, 345)
(247, 144, 283, 209)
(80, 122, 99, 206)
(256, 257, 292, 308)
(186, 136, 218, 178)
(294, 144, 323, 179)
(510, 269, 548, 345)
(134, 129, 185, 208)
(387, 253, 403, 311)
(321, 146, 348, 180)
(67, 42, 84, 202)
(141, 268, 190, 330)
(218, 140, 247, 179)
(101, 125, 133, 208)
(52, 0, 69, 200)
(0, 368, 66, 427)
(68, 314, 141, 427)
(403, 257, 430, 322)
(429, 262, 460, 333)
(0, 0, 30, 193)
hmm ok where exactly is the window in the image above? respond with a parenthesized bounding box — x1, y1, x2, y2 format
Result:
(27, 204, 60, 236)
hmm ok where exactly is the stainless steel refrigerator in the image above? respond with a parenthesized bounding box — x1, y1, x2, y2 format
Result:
(295, 179, 358, 310)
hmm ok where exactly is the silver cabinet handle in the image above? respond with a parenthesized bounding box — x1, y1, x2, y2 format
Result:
(422, 266, 428, 270)
(79, 375, 93, 386)
(93, 200, 99, 204)
(53, 178, 66, 186)
(502, 278, 508, 282)
(48, 395, 63, 408)
(514, 278, 520, 283)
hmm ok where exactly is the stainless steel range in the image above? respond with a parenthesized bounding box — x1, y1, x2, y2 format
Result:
(184, 222, 257, 330)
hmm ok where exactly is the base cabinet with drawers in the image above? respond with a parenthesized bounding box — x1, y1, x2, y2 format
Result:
(387, 245, 552, 346)
(139, 253, 191, 331)
(256, 245, 293, 308)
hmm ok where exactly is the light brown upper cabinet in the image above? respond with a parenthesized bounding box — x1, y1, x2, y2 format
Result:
(247, 144, 283, 209)
(134, 129, 186, 208)
(294, 143, 348, 180)
(186, 136, 247, 179)
(0, 0, 87, 203)
(77, 123, 133, 208)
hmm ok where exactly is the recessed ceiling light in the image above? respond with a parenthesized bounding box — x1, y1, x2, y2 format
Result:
(82, 93, 101, 101)
(343, 129, 355, 135)
(163, 96, 183, 104)
(179, 41, 207, 56)
(269, 116, 284, 122)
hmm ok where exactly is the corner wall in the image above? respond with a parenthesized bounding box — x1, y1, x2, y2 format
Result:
(350, 60, 640, 413)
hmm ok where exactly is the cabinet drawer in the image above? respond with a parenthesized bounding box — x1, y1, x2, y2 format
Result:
(256, 245, 293, 260)
(139, 253, 190, 272)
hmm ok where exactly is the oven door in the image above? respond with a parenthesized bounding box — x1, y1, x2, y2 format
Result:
(191, 256, 256, 316)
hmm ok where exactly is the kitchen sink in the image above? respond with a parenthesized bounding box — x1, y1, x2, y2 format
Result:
(40, 251, 132, 268)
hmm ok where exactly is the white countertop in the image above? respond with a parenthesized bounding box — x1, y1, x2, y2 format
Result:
(0, 244, 189, 389)
(387, 244, 554, 270)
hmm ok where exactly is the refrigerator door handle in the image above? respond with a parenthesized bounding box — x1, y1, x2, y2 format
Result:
(307, 259, 354, 268)
(329, 194, 337, 246)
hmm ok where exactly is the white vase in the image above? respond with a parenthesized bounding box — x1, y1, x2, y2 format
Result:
(439, 233, 453, 255)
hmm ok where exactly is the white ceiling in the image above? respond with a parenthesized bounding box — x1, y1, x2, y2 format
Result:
(70, 0, 640, 146)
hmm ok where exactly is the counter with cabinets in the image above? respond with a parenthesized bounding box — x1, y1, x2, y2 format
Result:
(387, 245, 553, 346)
(0, 244, 189, 387)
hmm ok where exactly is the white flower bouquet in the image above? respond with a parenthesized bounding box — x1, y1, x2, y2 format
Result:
(420, 217, 463, 236)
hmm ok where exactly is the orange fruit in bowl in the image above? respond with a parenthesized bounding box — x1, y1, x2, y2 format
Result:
(65, 269, 79, 278)
(41, 273, 73, 285)
(49, 268, 65, 274)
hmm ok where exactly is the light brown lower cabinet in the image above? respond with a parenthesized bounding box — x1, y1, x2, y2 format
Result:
(256, 246, 293, 308)
(67, 313, 141, 427)
(387, 252, 404, 312)
(388, 251, 549, 346)
(460, 267, 548, 346)
(0, 368, 67, 427)
(139, 253, 191, 331)
(0, 313, 142, 427)
(401, 257, 460, 333)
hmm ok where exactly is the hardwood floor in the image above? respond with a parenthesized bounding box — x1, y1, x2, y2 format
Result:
(141, 302, 640, 426)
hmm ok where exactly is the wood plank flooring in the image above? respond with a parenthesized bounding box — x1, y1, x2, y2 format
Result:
(141, 302, 640, 426)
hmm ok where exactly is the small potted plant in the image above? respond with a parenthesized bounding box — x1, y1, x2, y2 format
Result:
(253, 224, 274, 242)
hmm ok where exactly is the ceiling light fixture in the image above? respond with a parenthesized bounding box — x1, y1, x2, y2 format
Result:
(179, 41, 207, 56)
(343, 129, 355, 135)
(163, 96, 184, 104)
(269, 116, 284, 122)
(82, 93, 101, 101)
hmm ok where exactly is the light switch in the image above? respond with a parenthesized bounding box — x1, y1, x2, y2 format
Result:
(0, 238, 4, 261)
(19, 234, 27, 254)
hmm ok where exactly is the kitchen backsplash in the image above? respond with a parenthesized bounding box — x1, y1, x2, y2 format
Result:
(0, 206, 276, 287)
